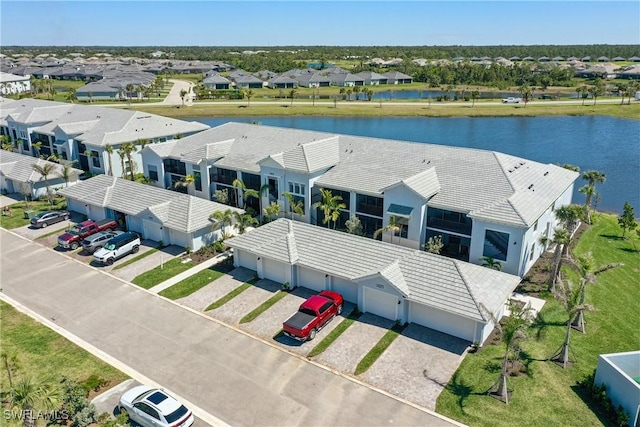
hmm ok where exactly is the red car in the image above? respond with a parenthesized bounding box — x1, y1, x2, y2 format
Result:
(283, 291, 344, 341)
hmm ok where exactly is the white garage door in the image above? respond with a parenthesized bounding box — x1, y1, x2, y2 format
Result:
(298, 266, 325, 292)
(364, 287, 398, 321)
(66, 199, 85, 215)
(262, 258, 290, 284)
(144, 220, 163, 243)
(331, 277, 358, 303)
(410, 302, 475, 342)
(237, 250, 257, 272)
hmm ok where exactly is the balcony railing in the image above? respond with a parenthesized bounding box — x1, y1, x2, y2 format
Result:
(427, 217, 472, 236)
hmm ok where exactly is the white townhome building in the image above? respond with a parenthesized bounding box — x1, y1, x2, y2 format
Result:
(141, 122, 580, 277)
(0, 98, 209, 178)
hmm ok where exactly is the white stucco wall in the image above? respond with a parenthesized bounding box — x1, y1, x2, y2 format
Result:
(595, 351, 640, 427)
(382, 184, 428, 249)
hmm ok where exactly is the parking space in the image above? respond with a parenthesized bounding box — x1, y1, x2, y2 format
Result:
(109, 243, 183, 282)
(207, 278, 281, 324)
(11, 211, 83, 241)
(240, 286, 316, 340)
(360, 323, 469, 410)
(314, 313, 395, 374)
(178, 267, 256, 312)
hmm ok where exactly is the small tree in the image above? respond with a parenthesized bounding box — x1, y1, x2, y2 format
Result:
(618, 201, 637, 239)
(1, 351, 20, 388)
(550, 278, 593, 368)
(174, 174, 195, 194)
(210, 209, 234, 235)
(283, 192, 304, 220)
(213, 188, 229, 205)
(374, 216, 401, 243)
(8, 377, 62, 427)
(19, 182, 32, 209)
(481, 301, 531, 404)
(263, 201, 281, 223)
(32, 163, 56, 204)
(479, 256, 503, 271)
(104, 144, 114, 176)
(179, 89, 187, 106)
(345, 214, 363, 236)
(233, 211, 258, 234)
(425, 235, 444, 254)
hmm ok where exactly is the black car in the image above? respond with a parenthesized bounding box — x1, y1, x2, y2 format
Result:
(30, 210, 70, 228)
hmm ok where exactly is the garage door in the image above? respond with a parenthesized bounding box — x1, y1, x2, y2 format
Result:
(66, 199, 85, 215)
(331, 277, 358, 303)
(144, 220, 163, 243)
(237, 250, 257, 272)
(410, 302, 475, 342)
(298, 266, 325, 292)
(364, 287, 398, 321)
(262, 258, 290, 284)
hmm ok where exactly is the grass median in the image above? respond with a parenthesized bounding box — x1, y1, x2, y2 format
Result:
(131, 257, 194, 289)
(205, 277, 258, 311)
(239, 290, 288, 324)
(436, 213, 640, 427)
(354, 323, 407, 376)
(159, 259, 234, 300)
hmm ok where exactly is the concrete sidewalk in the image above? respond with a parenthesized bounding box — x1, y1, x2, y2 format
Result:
(148, 251, 232, 294)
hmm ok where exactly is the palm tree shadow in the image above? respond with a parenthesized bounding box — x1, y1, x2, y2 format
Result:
(529, 311, 565, 341)
(441, 371, 485, 414)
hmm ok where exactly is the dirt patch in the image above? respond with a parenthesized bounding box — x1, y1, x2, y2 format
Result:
(87, 379, 121, 400)
(187, 244, 228, 265)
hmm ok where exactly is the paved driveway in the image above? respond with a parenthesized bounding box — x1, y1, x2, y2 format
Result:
(11, 210, 83, 241)
(109, 244, 183, 282)
(361, 323, 469, 410)
(1, 229, 456, 426)
(177, 267, 255, 312)
(207, 277, 281, 324)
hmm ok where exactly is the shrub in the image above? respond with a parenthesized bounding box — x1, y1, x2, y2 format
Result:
(80, 374, 108, 393)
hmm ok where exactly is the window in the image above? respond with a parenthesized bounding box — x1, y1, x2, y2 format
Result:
(148, 165, 158, 182)
(215, 168, 237, 186)
(134, 403, 160, 420)
(288, 182, 306, 196)
(319, 302, 333, 314)
(355, 194, 383, 217)
(163, 159, 186, 176)
(22, 139, 28, 151)
(393, 216, 409, 239)
(529, 242, 535, 261)
(194, 171, 202, 191)
(243, 173, 261, 191)
(91, 150, 100, 168)
(533, 220, 538, 232)
(426, 208, 473, 235)
(483, 229, 510, 262)
(268, 177, 279, 200)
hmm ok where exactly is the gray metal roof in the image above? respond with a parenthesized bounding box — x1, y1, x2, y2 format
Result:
(0, 150, 83, 184)
(227, 219, 520, 321)
(58, 175, 242, 233)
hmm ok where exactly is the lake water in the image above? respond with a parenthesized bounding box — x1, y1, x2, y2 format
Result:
(186, 116, 640, 215)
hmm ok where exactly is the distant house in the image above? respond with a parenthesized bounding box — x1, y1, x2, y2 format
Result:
(597, 56, 610, 62)
(0, 150, 82, 198)
(233, 74, 264, 89)
(538, 56, 551, 62)
(630, 56, 640, 62)
(355, 71, 388, 85)
(296, 72, 331, 88)
(552, 56, 565, 62)
(329, 73, 364, 87)
(509, 56, 522, 62)
(0, 72, 31, 95)
(267, 75, 298, 89)
(383, 71, 413, 84)
(612, 56, 626, 62)
(203, 73, 231, 90)
(582, 56, 592, 62)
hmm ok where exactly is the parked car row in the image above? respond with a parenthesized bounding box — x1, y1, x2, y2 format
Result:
(30, 210, 70, 228)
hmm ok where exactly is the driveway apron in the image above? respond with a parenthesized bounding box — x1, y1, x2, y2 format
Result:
(109, 244, 183, 282)
(314, 313, 395, 374)
(361, 323, 469, 410)
(207, 278, 280, 324)
(177, 267, 255, 312)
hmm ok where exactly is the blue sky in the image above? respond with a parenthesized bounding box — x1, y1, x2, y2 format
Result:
(1, 1, 639, 46)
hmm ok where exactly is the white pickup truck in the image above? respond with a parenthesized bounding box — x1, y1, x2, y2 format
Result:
(502, 97, 522, 104)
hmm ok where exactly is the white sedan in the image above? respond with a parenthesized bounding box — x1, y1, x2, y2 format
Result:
(502, 97, 522, 104)
(118, 385, 195, 427)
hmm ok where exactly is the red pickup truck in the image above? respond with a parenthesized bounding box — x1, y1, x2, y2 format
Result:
(57, 218, 118, 250)
(283, 291, 344, 341)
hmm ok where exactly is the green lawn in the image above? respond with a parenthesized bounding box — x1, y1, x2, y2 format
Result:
(158, 260, 234, 300)
(131, 257, 194, 290)
(0, 198, 68, 229)
(436, 213, 640, 427)
(0, 301, 128, 391)
(239, 291, 288, 324)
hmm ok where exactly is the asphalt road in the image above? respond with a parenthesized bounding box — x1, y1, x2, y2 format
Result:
(0, 229, 460, 427)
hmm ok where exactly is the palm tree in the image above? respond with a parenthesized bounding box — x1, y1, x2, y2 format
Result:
(65, 88, 77, 103)
(471, 90, 480, 107)
(231, 178, 246, 208)
(125, 83, 135, 104)
(289, 88, 298, 106)
(576, 85, 588, 106)
(519, 83, 533, 107)
(174, 174, 195, 194)
(312, 188, 345, 229)
(210, 209, 234, 237)
(580, 170, 606, 224)
(1, 134, 13, 151)
(104, 144, 114, 176)
(243, 184, 270, 218)
(59, 160, 78, 188)
(116, 148, 127, 179)
(233, 211, 258, 234)
(481, 301, 530, 404)
(283, 192, 304, 220)
(244, 89, 254, 106)
(569, 252, 621, 333)
(32, 163, 56, 204)
(119, 142, 137, 181)
(263, 201, 281, 223)
(589, 79, 606, 106)
(550, 278, 593, 369)
(179, 89, 187, 106)
(546, 227, 571, 292)
(374, 216, 401, 242)
(479, 256, 503, 271)
(8, 377, 62, 427)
